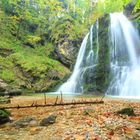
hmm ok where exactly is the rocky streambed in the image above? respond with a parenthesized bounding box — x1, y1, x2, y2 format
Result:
(0, 96, 140, 140)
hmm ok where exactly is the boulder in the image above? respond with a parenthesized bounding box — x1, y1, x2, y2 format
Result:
(12, 117, 37, 128)
(116, 107, 136, 116)
(40, 115, 56, 126)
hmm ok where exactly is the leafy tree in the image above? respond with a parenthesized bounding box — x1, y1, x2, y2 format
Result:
(1, 0, 139, 47)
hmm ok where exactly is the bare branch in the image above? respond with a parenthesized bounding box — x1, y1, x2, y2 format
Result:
(0, 100, 104, 110)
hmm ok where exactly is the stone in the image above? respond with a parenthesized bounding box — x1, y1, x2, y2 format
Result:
(40, 115, 56, 126)
(12, 117, 37, 128)
(116, 107, 136, 116)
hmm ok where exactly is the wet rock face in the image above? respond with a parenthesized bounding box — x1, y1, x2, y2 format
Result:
(124, 2, 135, 16)
(0, 79, 22, 96)
(53, 41, 80, 68)
(95, 14, 110, 92)
(82, 14, 110, 93)
(124, 2, 140, 21)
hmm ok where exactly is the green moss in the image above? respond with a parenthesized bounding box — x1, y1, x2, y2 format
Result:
(0, 96, 10, 103)
(95, 14, 110, 92)
(27, 35, 41, 45)
(0, 18, 70, 92)
(0, 70, 15, 82)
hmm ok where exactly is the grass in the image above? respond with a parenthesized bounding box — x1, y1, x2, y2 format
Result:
(0, 14, 70, 91)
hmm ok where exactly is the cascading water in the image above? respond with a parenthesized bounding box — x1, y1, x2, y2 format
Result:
(57, 12, 140, 97)
(57, 22, 99, 94)
(57, 33, 89, 94)
(106, 12, 140, 97)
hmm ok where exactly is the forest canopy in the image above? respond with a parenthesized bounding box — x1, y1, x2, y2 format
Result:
(0, 0, 139, 45)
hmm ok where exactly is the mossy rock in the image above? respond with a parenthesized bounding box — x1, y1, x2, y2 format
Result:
(12, 117, 37, 128)
(0, 109, 11, 125)
(116, 107, 136, 116)
(40, 115, 56, 126)
(0, 96, 10, 104)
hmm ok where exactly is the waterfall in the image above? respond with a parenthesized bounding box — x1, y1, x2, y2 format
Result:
(106, 12, 140, 97)
(57, 12, 140, 97)
(58, 22, 99, 94)
(57, 33, 89, 94)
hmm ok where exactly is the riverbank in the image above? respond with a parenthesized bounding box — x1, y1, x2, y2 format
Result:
(0, 95, 140, 140)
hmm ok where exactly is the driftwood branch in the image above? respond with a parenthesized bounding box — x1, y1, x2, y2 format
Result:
(0, 100, 104, 110)
(0, 94, 105, 110)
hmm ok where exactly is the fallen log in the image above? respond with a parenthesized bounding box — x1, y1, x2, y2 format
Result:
(0, 100, 104, 110)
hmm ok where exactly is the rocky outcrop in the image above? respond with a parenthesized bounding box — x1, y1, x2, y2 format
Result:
(12, 63, 69, 92)
(0, 79, 22, 96)
(82, 14, 110, 93)
(53, 40, 81, 68)
(95, 14, 110, 92)
(124, 2, 140, 20)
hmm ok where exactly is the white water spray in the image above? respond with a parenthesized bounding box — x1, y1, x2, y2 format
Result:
(57, 33, 89, 94)
(106, 13, 140, 97)
(57, 12, 140, 97)
(57, 22, 99, 94)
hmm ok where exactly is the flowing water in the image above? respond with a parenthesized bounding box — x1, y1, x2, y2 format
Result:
(57, 33, 89, 94)
(57, 22, 99, 94)
(58, 12, 140, 97)
(106, 12, 140, 97)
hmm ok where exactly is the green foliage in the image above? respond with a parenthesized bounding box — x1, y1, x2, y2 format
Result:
(0, 96, 10, 104)
(27, 35, 41, 46)
(0, 0, 102, 45)
(134, 0, 140, 12)
(0, 0, 139, 92)
(0, 109, 11, 118)
(0, 70, 15, 83)
(2, 0, 135, 46)
(96, 0, 131, 14)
